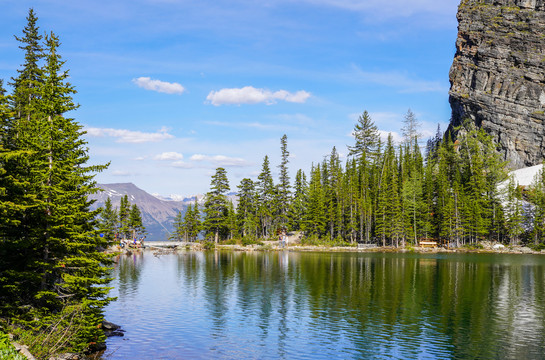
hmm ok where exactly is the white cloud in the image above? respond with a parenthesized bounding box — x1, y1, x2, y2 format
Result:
(206, 86, 311, 106)
(154, 152, 184, 161)
(378, 130, 403, 144)
(172, 161, 196, 169)
(190, 154, 251, 167)
(132, 77, 185, 95)
(85, 126, 174, 143)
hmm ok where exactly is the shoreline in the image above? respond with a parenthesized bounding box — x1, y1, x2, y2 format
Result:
(115, 241, 545, 256)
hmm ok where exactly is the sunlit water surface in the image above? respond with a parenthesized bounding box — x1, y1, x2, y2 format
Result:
(103, 251, 545, 359)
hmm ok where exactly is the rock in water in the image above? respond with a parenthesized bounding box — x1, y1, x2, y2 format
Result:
(449, 0, 545, 168)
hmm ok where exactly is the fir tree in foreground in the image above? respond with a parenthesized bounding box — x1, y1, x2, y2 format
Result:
(0, 9, 113, 356)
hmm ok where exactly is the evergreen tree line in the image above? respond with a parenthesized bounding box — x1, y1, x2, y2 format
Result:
(0, 9, 113, 355)
(181, 110, 545, 247)
(98, 195, 146, 242)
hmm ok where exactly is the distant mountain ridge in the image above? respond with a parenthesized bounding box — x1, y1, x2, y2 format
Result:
(89, 183, 240, 240)
(89, 183, 187, 240)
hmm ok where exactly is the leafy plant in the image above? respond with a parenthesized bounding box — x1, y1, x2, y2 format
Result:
(0, 332, 26, 360)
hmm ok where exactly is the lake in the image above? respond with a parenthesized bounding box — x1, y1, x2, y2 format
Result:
(103, 250, 545, 359)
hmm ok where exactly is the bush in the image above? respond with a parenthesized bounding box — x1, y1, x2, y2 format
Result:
(241, 236, 263, 246)
(10, 304, 106, 358)
(202, 241, 216, 250)
(222, 238, 238, 245)
(301, 236, 354, 247)
(462, 243, 484, 250)
(0, 332, 26, 360)
(530, 243, 545, 251)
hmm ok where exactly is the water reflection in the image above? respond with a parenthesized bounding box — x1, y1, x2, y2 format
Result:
(104, 252, 545, 359)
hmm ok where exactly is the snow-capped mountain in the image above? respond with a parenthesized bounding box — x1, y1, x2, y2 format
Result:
(89, 183, 187, 240)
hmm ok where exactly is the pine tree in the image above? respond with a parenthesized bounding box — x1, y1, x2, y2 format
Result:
(237, 178, 258, 238)
(348, 110, 379, 162)
(99, 197, 118, 243)
(325, 147, 343, 240)
(256, 156, 276, 238)
(401, 109, 421, 147)
(129, 203, 146, 237)
(505, 176, 524, 245)
(188, 198, 201, 241)
(171, 210, 184, 241)
(118, 195, 130, 239)
(304, 164, 326, 237)
(203, 167, 230, 243)
(401, 139, 424, 245)
(9, 8, 43, 122)
(226, 201, 237, 240)
(0, 14, 112, 352)
(277, 134, 291, 227)
(528, 167, 545, 245)
(344, 159, 360, 243)
(421, 145, 437, 240)
(348, 111, 379, 244)
(289, 169, 308, 232)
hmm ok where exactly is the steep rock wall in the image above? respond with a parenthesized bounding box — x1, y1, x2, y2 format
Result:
(449, 0, 545, 167)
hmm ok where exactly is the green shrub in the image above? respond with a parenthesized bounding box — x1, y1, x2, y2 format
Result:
(301, 236, 354, 247)
(241, 236, 263, 246)
(10, 304, 105, 358)
(530, 243, 545, 251)
(222, 238, 239, 245)
(0, 332, 26, 360)
(202, 241, 216, 250)
(463, 243, 484, 250)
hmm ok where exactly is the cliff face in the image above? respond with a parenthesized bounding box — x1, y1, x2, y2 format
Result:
(449, 0, 545, 168)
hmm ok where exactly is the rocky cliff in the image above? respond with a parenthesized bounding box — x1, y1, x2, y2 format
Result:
(449, 0, 545, 168)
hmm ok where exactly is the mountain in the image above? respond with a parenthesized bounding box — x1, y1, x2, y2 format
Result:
(449, 0, 545, 168)
(89, 183, 187, 240)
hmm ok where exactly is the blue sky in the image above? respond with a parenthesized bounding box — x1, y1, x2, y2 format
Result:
(1, 0, 460, 197)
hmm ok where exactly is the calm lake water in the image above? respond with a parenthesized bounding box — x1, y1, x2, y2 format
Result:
(103, 250, 545, 359)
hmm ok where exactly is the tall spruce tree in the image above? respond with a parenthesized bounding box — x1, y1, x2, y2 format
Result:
(187, 198, 201, 241)
(118, 195, 130, 239)
(256, 156, 276, 237)
(529, 167, 545, 245)
(171, 210, 185, 241)
(129, 203, 146, 237)
(10, 8, 43, 122)
(237, 178, 258, 238)
(0, 13, 113, 353)
(304, 164, 326, 237)
(289, 169, 308, 232)
(203, 167, 230, 243)
(505, 176, 524, 245)
(348, 110, 379, 162)
(277, 134, 291, 227)
(99, 197, 118, 243)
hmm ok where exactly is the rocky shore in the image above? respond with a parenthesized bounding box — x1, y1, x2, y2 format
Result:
(127, 240, 545, 255)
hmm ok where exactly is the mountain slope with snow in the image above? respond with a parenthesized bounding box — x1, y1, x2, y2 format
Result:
(89, 183, 187, 240)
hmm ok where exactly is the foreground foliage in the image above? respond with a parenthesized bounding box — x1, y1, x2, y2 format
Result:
(0, 9, 113, 356)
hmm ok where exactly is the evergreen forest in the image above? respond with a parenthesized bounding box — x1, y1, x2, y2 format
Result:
(98, 195, 146, 243)
(179, 111, 545, 249)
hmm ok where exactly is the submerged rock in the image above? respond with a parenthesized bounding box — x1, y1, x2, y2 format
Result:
(102, 320, 124, 337)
